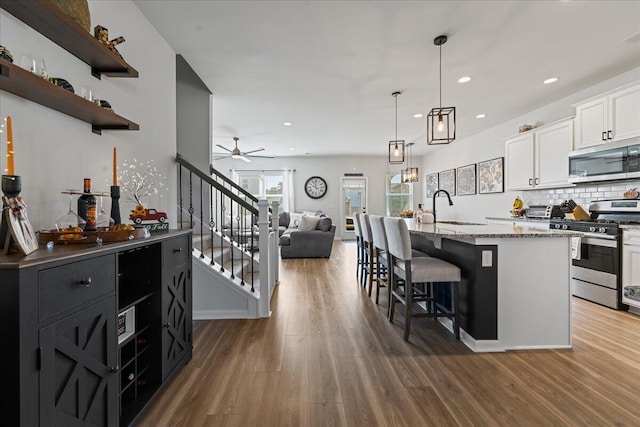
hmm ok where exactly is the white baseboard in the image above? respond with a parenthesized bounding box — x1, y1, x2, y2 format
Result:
(193, 309, 249, 320)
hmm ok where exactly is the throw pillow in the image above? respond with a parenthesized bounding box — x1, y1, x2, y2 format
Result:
(317, 217, 332, 232)
(287, 212, 304, 230)
(302, 210, 317, 217)
(298, 215, 321, 231)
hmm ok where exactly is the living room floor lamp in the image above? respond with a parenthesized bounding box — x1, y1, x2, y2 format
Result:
(427, 35, 456, 145)
(388, 91, 405, 164)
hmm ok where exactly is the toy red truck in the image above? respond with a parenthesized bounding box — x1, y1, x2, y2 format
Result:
(129, 206, 167, 224)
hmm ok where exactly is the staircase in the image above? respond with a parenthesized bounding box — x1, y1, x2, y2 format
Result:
(176, 154, 279, 319)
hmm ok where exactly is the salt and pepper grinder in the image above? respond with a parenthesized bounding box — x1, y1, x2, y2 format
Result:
(110, 185, 121, 225)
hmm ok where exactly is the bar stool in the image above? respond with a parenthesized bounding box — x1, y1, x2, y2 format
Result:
(383, 217, 461, 341)
(359, 213, 375, 293)
(353, 213, 365, 286)
(369, 215, 429, 306)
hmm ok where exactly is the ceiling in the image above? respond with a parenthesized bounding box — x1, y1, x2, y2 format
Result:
(134, 1, 640, 158)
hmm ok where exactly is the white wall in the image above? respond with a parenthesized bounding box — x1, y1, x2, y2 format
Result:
(419, 67, 640, 223)
(213, 155, 413, 239)
(0, 1, 177, 231)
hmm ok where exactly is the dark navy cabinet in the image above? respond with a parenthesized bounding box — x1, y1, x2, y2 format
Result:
(0, 230, 192, 427)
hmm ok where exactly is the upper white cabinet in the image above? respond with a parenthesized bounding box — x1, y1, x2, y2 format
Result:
(505, 118, 573, 191)
(574, 83, 640, 150)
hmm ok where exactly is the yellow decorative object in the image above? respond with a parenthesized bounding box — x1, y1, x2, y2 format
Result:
(51, 0, 91, 32)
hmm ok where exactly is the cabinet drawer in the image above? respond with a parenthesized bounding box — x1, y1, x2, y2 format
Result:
(163, 235, 190, 270)
(39, 255, 115, 321)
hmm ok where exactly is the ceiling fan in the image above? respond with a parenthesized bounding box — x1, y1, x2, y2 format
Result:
(213, 137, 273, 162)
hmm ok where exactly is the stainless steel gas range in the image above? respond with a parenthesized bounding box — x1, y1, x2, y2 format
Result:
(550, 199, 640, 309)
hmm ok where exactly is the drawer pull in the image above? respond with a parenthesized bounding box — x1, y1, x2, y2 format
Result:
(78, 277, 92, 287)
(110, 365, 119, 374)
(173, 248, 183, 254)
(164, 322, 171, 328)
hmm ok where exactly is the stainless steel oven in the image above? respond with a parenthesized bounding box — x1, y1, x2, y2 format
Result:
(571, 233, 620, 309)
(550, 199, 640, 310)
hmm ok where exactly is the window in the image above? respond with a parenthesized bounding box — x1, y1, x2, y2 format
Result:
(386, 173, 413, 216)
(234, 171, 289, 210)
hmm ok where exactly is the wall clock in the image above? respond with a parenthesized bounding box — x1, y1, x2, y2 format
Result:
(304, 176, 327, 199)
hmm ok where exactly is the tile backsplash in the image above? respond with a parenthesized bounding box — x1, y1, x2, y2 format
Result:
(524, 179, 640, 211)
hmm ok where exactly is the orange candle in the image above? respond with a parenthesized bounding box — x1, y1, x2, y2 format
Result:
(113, 146, 117, 186)
(6, 116, 14, 175)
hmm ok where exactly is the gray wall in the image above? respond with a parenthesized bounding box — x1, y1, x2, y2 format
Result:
(177, 54, 212, 172)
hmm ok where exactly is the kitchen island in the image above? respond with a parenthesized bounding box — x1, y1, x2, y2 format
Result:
(406, 221, 574, 352)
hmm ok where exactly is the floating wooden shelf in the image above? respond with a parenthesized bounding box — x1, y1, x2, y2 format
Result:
(0, 0, 139, 79)
(0, 59, 139, 134)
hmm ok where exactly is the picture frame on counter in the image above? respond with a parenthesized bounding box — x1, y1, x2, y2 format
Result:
(438, 169, 456, 196)
(425, 172, 439, 198)
(456, 163, 477, 196)
(478, 157, 504, 194)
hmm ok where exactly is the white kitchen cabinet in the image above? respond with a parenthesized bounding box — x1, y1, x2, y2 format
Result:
(574, 83, 640, 150)
(505, 118, 573, 190)
(622, 229, 640, 309)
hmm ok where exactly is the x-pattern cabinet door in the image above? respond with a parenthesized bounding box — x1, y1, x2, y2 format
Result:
(161, 264, 192, 379)
(39, 297, 117, 427)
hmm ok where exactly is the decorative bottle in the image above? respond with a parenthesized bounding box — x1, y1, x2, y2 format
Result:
(415, 204, 424, 223)
(77, 178, 97, 231)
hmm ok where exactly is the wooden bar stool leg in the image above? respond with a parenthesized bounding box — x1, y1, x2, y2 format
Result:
(453, 282, 460, 339)
(403, 260, 412, 341)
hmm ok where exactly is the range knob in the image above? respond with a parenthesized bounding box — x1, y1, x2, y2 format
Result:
(562, 224, 568, 230)
(554, 224, 561, 230)
(598, 227, 606, 233)
(589, 226, 596, 232)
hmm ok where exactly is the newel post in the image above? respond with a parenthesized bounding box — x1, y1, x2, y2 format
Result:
(258, 200, 271, 317)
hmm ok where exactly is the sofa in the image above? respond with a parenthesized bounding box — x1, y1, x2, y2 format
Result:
(278, 211, 336, 258)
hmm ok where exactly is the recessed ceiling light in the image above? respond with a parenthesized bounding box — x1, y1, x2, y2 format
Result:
(413, 113, 423, 118)
(289, 147, 295, 151)
(458, 76, 471, 83)
(543, 77, 558, 85)
(283, 122, 292, 126)
(476, 113, 486, 119)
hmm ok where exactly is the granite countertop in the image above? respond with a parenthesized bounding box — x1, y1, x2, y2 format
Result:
(486, 216, 552, 222)
(408, 221, 577, 240)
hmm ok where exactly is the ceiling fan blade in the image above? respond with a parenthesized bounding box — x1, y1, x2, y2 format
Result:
(216, 144, 233, 153)
(242, 148, 265, 155)
(239, 155, 252, 163)
(247, 155, 274, 159)
(213, 154, 231, 160)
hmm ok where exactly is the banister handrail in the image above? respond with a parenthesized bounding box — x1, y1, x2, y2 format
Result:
(209, 161, 258, 203)
(175, 154, 258, 215)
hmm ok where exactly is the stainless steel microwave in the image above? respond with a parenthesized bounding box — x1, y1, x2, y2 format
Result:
(569, 139, 640, 183)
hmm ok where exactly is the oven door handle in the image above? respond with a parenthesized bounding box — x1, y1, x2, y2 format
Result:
(582, 237, 618, 248)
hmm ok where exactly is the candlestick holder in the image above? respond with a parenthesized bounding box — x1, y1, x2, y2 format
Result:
(110, 185, 121, 225)
(1, 175, 22, 249)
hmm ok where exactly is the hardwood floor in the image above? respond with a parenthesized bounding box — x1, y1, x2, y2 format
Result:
(139, 241, 640, 426)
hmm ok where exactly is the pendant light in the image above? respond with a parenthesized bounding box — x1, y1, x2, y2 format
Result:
(427, 35, 456, 145)
(401, 142, 419, 183)
(388, 91, 405, 164)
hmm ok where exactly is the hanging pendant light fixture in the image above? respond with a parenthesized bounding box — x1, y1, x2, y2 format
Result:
(388, 91, 405, 164)
(427, 35, 456, 145)
(401, 142, 419, 183)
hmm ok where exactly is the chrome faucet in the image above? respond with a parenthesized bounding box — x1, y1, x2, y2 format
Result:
(432, 189, 454, 223)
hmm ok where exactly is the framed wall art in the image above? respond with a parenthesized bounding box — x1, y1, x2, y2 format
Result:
(425, 172, 439, 198)
(456, 164, 477, 196)
(478, 157, 504, 194)
(438, 169, 455, 196)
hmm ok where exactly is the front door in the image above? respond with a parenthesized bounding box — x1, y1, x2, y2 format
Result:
(341, 177, 368, 240)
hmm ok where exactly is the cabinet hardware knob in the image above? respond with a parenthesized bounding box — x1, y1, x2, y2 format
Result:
(164, 322, 171, 328)
(602, 131, 607, 141)
(608, 130, 613, 140)
(79, 277, 92, 287)
(173, 248, 182, 253)
(110, 366, 119, 374)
